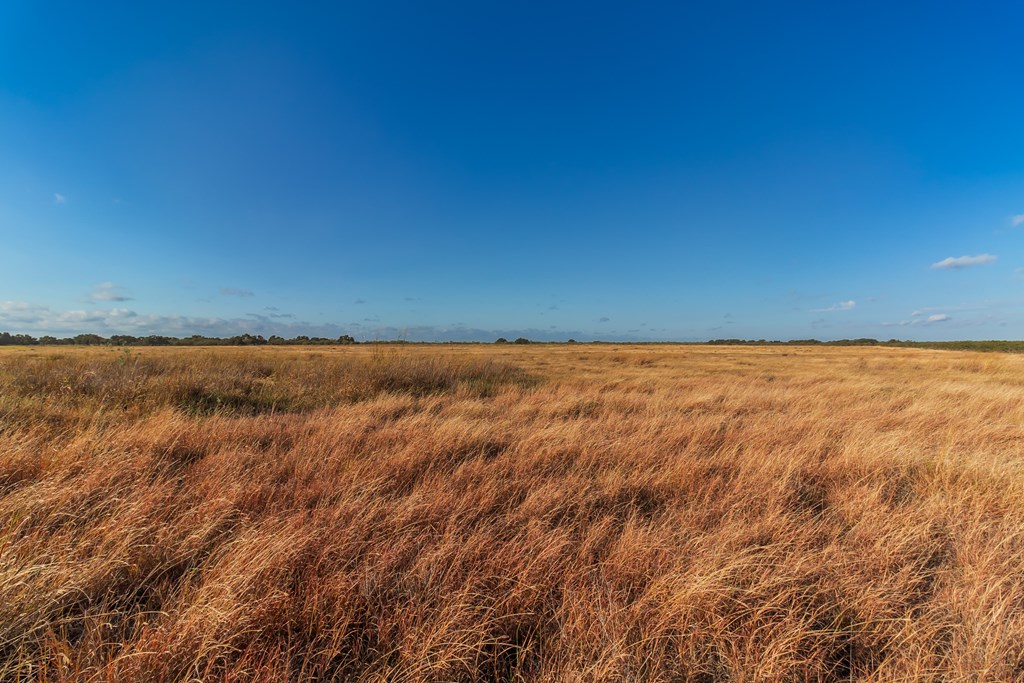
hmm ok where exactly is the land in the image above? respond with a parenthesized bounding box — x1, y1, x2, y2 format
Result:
(1, 344, 1022, 681)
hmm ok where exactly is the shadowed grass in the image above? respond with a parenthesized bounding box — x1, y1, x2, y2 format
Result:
(0, 348, 535, 420)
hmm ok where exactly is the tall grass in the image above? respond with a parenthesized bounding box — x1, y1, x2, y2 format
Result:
(1, 344, 1022, 681)
(0, 347, 532, 420)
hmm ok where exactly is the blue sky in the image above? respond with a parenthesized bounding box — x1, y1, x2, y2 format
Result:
(2, 1, 1023, 341)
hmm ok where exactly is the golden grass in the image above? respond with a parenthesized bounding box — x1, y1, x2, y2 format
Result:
(1, 344, 1023, 681)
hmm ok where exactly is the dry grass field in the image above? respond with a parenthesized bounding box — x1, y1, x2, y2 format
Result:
(1, 344, 1023, 682)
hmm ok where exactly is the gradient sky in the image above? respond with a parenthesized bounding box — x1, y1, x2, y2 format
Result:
(2, 1, 1023, 341)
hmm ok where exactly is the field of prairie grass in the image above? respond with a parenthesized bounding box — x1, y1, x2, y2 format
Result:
(1, 344, 1023, 682)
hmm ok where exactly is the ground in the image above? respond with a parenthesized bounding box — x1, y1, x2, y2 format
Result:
(1, 344, 1022, 681)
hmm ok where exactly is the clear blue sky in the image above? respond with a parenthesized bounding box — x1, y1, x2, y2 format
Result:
(2, 1, 1022, 341)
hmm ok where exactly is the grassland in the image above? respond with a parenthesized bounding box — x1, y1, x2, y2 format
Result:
(1, 344, 1023, 682)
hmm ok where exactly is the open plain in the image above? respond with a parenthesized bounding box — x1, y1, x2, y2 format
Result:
(1, 344, 1023, 681)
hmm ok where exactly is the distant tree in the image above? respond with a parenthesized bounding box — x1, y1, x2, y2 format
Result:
(72, 334, 106, 345)
(494, 337, 508, 344)
(142, 335, 173, 346)
(831, 338, 879, 346)
(566, 339, 577, 344)
(513, 337, 530, 345)
(0, 332, 38, 345)
(182, 335, 219, 346)
(109, 335, 140, 346)
(227, 334, 267, 346)
(337, 335, 356, 344)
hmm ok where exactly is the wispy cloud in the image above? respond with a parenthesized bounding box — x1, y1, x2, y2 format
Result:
(907, 299, 1024, 316)
(1010, 214, 1024, 227)
(89, 282, 132, 302)
(930, 254, 996, 270)
(0, 301, 646, 342)
(883, 312, 952, 327)
(53, 193, 66, 204)
(2, 301, 137, 328)
(0, 301, 323, 338)
(220, 288, 255, 297)
(598, 316, 610, 323)
(247, 311, 295, 322)
(812, 300, 855, 312)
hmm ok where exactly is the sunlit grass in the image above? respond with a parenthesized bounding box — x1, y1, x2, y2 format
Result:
(1, 344, 1022, 681)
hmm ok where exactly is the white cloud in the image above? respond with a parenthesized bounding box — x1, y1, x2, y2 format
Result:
(883, 312, 952, 327)
(930, 254, 997, 270)
(89, 282, 132, 302)
(0, 301, 285, 337)
(53, 193, 66, 204)
(812, 300, 855, 312)
(0, 301, 50, 323)
(0, 300, 644, 342)
(1011, 214, 1024, 227)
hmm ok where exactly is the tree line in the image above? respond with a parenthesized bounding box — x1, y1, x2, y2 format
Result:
(0, 332, 357, 346)
(2, 332, 1022, 352)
